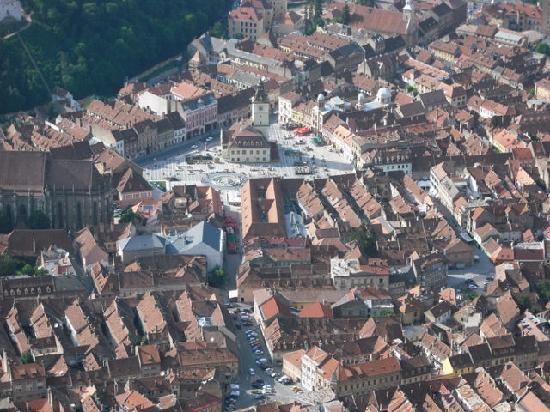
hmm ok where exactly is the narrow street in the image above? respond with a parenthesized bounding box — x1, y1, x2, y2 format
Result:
(226, 306, 323, 410)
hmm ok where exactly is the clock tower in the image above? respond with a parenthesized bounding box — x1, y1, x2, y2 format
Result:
(252, 81, 270, 127)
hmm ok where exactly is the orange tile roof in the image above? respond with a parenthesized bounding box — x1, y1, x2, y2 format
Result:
(298, 302, 333, 319)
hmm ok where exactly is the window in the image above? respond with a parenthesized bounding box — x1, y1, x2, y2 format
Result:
(76, 202, 83, 229)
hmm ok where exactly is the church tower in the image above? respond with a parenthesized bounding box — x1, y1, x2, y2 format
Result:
(252, 81, 270, 127)
(403, 0, 418, 46)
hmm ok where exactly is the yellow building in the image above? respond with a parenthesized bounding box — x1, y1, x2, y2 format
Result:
(440, 353, 474, 377)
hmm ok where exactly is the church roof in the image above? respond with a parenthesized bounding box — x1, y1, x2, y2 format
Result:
(0, 151, 47, 193)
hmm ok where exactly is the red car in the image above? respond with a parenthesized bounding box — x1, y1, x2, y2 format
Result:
(295, 127, 311, 136)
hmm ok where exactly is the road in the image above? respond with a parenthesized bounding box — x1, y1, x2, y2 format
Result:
(225, 304, 334, 411)
(2, 13, 32, 41)
(447, 244, 495, 293)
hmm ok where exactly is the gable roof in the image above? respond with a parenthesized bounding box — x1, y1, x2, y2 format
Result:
(168, 221, 222, 253)
(0, 151, 47, 193)
(117, 168, 151, 194)
(120, 234, 165, 252)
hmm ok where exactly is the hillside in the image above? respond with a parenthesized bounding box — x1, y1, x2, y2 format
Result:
(0, 0, 228, 114)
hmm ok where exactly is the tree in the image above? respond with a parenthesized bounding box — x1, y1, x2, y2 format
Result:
(314, 0, 323, 20)
(343, 3, 351, 25)
(17, 264, 48, 277)
(462, 289, 478, 301)
(535, 42, 550, 56)
(0, 0, 231, 114)
(0, 253, 21, 276)
(210, 21, 225, 38)
(516, 294, 531, 312)
(356, 0, 375, 6)
(0, 209, 13, 234)
(537, 281, 550, 305)
(350, 227, 377, 257)
(208, 265, 227, 288)
(27, 210, 51, 229)
(119, 208, 142, 225)
(20, 352, 33, 364)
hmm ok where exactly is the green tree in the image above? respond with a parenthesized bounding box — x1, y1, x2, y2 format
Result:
(516, 294, 531, 312)
(20, 352, 34, 364)
(537, 281, 550, 305)
(536, 43, 550, 56)
(0, 253, 22, 276)
(343, 3, 351, 25)
(0, 0, 230, 114)
(314, 0, 323, 19)
(0, 209, 13, 234)
(350, 227, 377, 257)
(210, 21, 225, 38)
(208, 265, 227, 288)
(462, 289, 478, 301)
(17, 264, 48, 277)
(356, 0, 375, 6)
(119, 208, 142, 225)
(27, 210, 51, 229)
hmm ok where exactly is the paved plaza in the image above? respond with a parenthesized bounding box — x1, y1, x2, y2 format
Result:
(140, 123, 354, 196)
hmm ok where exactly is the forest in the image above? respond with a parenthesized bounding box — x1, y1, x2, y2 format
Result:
(0, 0, 228, 114)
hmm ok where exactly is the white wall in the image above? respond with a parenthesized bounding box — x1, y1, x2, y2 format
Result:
(0, 0, 23, 21)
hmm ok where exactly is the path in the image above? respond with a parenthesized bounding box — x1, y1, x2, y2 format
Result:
(2, 12, 32, 41)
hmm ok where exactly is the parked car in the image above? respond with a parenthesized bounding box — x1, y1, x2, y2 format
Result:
(248, 368, 255, 376)
(278, 376, 292, 385)
(251, 380, 264, 389)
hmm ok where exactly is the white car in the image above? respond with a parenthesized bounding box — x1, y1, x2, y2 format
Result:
(206, 136, 213, 142)
(191, 144, 198, 149)
(248, 368, 255, 376)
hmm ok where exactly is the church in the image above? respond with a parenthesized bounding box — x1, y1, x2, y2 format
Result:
(0, 151, 113, 234)
(221, 82, 273, 163)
